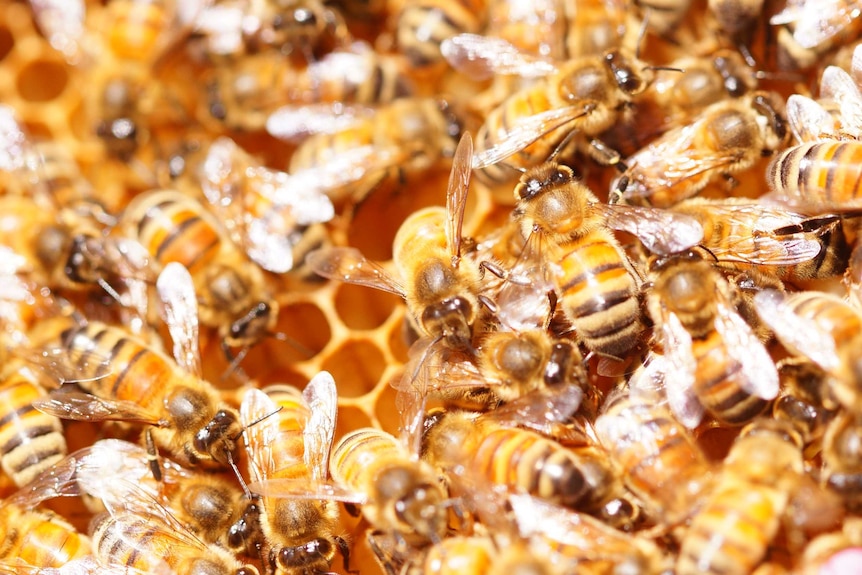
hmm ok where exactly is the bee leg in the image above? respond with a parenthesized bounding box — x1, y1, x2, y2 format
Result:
(477, 294, 497, 314)
(366, 531, 400, 575)
(589, 138, 628, 173)
(335, 535, 358, 574)
(145, 427, 162, 482)
(720, 172, 740, 191)
(220, 340, 251, 384)
(478, 260, 506, 280)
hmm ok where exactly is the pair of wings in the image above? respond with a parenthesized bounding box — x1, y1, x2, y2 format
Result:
(199, 136, 334, 274)
(769, 0, 862, 50)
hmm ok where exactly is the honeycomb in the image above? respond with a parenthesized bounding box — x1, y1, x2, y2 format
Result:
(2, 0, 862, 574)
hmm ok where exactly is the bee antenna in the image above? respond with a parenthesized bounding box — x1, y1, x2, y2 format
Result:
(220, 342, 251, 383)
(644, 65, 685, 74)
(235, 406, 283, 442)
(268, 331, 316, 358)
(226, 448, 252, 498)
(547, 129, 579, 163)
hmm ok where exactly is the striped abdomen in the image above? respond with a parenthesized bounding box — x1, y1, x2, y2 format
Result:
(0, 369, 67, 487)
(768, 141, 862, 208)
(557, 228, 643, 358)
(396, 0, 485, 68)
(123, 190, 222, 274)
(677, 487, 784, 575)
(265, 385, 308, 476)
(691, 331, 769, 426)
(329, 427, 403, 491)
(0, 506, 90, 567)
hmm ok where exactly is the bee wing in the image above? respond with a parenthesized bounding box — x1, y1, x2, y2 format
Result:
(287, 145, 404, 201)
(440, 33, 558, 79)
(697, 204, 825, 265)
(156, 262, 202, 378)
(306, 246, 406, 297)
(33, 390, 165, 425)
(600, 204, 704, 255)
(3, 450, 80, 508)
(0, 105, 32, 174)
(16, 341, 115, 389)
(486, 385, 583, 434)
(445, 132, 473, 265)
(192, 1, 245, 55)
(302, 371, 338, 482)
(714, 300, 779, 400)
(240, 387, 282, 484)
(248, 477, 366, 504)
(495, 231, 556, 332)
(786, 95, 838, 142)
(753, 289, 841, 371)
(618, 123, 737, 200)
(266, 103, 375, 142)
(661, 312, 704, 429)
(472, 107, 595, 169)
(820, 66, 862, 138)
(853, 43, 862, 86)
(769, 0, 857, 49)
(27, 0, 86, 65)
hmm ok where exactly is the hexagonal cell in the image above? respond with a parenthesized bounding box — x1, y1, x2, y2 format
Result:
(321, 338, 386, 399)
(274, 301, 332, 362)
(334, 283, 400, 331)
(387, 313, 414, 365)
(0, 26, 13, 63)
(373, 381, 402, 438)
(17, 58, 68, 102)
(334, 403, 372, 444)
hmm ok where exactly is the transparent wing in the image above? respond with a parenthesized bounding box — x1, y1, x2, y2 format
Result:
(240, 387, 282, 484)
(714, 300, 779, 400)
(28, 0, 86, 65)
(440, 33, 557, 79)
(0, 105, 32, 174)
(248, 477, 365, 504)
(33, 390, 164, 425)
(753, 289, 841, 371)
(486, 385, 583, 435)
(472, 107, 595, 169)
(820, 66, 862, 138)
(445, 132, 473, 266)
(302, 371, 338, 482)
(601, 204, 704, 255)
(287, 145, 403, 201)
(786, 95, 838, 143)
(494, 231, 556, 332)
(156, 262, 201, 378)
(661, 312, 704, 429)
(770, 0, 860, 49)
(306, 247, 406, 297)
(265, 103, 374, 142)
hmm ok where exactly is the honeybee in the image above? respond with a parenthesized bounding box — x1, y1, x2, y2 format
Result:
(772, 359, 838, 450)
(453, 46, 656, 187)
(594, 361, 714, 525)
(307, 131, 480, 349)
(631, 0, 692, 36)
(612, 91, 788, 207)
(394, 0, 487, 70)
(240, 373, 347, 575)
(821, 412, 862, 510)
(676, 418, 836, 575)
(644, 252, 778, 428)
(0, 363, 67, 489)
(29, 311, 243, 472)
(770, 0, 862, 70)
(754, 289, 862, 413)
(200, 136, 334, 274)
(671, 197, 851, 283)
(268, 97, 461, 204)
(204, 42, 413, 131)
(708, 0, 764, 60)
(510, 160, 704, 359)
(118, 189, 279, 355)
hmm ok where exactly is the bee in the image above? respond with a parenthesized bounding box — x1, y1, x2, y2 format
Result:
(821, 412, 862, 511)
(240, 373, 348, 575)
(307, 131, 480, 349)
(644, 252, 779, 428)
(676, 418, 831, 575)
(204, 41, 413, 131)
(707, 0, 765, 60)
(0, 468, 92, 570)
(30, 311, 244, 472)
(594, 362, 714, 525)
(612, 91, 788, 207)
(631, 0, 692, 37)
(755, 289, 862, 414)
(268, 97, 461, 204)
(510, 160, 704, 359)
(118, 188, 279, 356)
(453, 46, 657, 187)
(200, 136, 334, 275)
(770, 0, 862, 70)
(392, 0, 486, 71)
(772, 359, 838, 450)
(0, 363, 67, 489)
(671, 197, 851, 283)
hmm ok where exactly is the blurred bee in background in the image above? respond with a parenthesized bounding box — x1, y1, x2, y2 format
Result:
(671, 197, 851, 285)
(200, 136, 334, 275)
(630, 0, 692, 38)
(241, 373, 349, 575)
(268, 97, 463, 206)
(644, 251, 779, 428)
(392, 0, 487, 71)
(595, 360, 715, 526)
(611, 91, 788, 208)
(307, 132, 482, 350)
(203, 41, 414, 131)
(676, 418, 843, 575)
(707, 0, 765, 65)
(772, 359, 838, 452)
(509, 158, 703, 359)
(821, 412, 862, 511)
(770, 0, 862, 71)
(30, 266, 245, 474)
